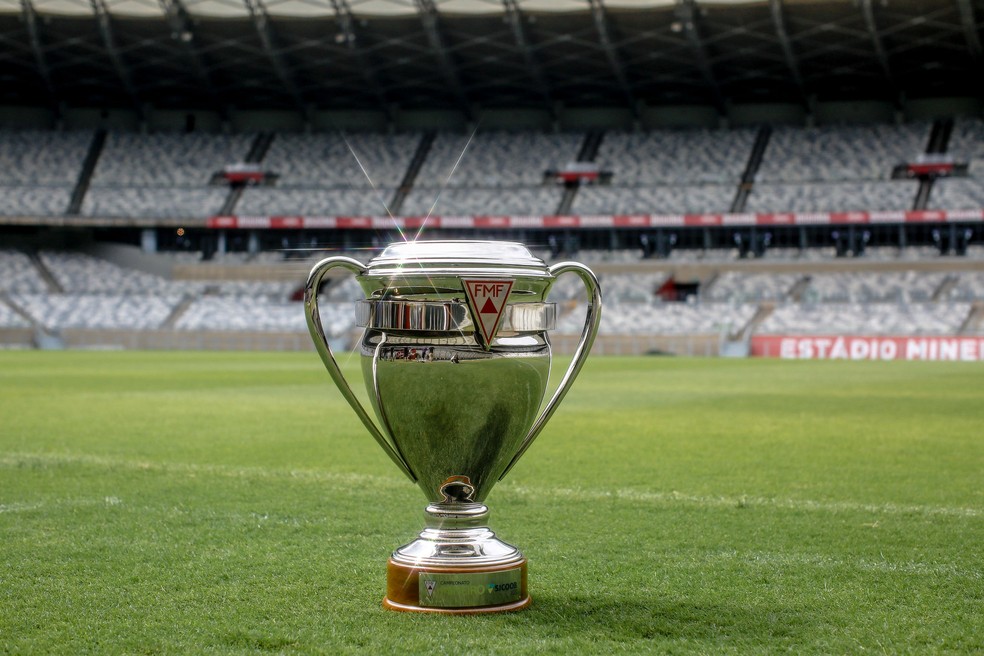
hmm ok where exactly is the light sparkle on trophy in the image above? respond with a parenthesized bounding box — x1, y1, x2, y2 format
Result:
(305, 240, 601, 613)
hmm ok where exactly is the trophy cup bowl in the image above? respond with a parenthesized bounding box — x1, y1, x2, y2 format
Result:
(305, 240, 601, 613)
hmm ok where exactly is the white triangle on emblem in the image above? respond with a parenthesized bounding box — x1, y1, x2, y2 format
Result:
(462, 279, 514, 349)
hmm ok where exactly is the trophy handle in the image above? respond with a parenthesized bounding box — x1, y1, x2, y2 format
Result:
(304, 256, 416, 482)
(498, 261, 602, 480)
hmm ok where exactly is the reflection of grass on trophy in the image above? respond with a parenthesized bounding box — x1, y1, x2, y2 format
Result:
(2, 350, 982, 653)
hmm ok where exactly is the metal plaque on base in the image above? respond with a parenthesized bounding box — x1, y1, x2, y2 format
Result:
(304, 240, 601, 614)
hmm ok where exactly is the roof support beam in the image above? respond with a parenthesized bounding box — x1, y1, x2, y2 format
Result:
(20, 0, 58, 106)
(244, 0, 307, 113)
(769, 0, 810, 109)
(414, 0, 472, 119)
(954, 0, 983, 61)
(502, 0, 554, 117)
(331, 0, 392, 118)
(91, 0, 143, 116)
(587, 0, 637, 117)
(859, 0, 903, 108)
(674, 0, 727, 116)
(159, 0, 229, 118)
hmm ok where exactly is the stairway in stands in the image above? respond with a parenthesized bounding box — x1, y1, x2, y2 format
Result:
(388, 131, 436, 216)
(218, 132, 275, 216)
(29, 252, 64, 293)
(555, 129, 605, 215)
(66, 129, 107, 216)
(730, 125, 772, 213)
(913, 118, 954, 210)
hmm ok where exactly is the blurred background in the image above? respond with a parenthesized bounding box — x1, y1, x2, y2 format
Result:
(0, 0, 982, 357)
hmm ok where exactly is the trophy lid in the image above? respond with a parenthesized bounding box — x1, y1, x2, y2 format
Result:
(364, 240, 551, 279)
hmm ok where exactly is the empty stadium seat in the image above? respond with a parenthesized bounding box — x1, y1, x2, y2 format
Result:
(746, 181, 918, 212)
(947, 118, 984, 177)
(596, 128, 754, 185)
(572, 184, 735, 215)
(11, 293, 181, 330)
(705, 272, 802, 303)
(0, 250, 48, 292)
(414, 131, 583, 189)
(261, 132, 421, 189)
(756, 123, 930, 183)
(0, 301, 31, 328)
(759, 302, 969, 335)
(238, 187, 399, 216)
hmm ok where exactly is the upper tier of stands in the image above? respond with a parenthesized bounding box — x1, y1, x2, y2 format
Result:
(948, 118, 984, 177)
(83, 132, 253, 219)
(261, 132, 420, 189)
(756, 123, 930, 182)
(414, 131, 583, 189)
(3, 118, 980, 219)
(0, 129, 92, 217)
(0, 129, 93, 186)
(238, 187, 399, 217)
(745, 181, 919, 213)
(594, 128, 755, 186)
(90, 132, 253, 186)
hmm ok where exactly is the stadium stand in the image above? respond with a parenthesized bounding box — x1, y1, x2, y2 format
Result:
(704, 272, 802, 303)
(39, 250, 182, 293)
(401, 187, 563, 216)
(238, 187, 400, 217)
(10, 293, 182, 330)
(399, 130, 578, 215)
(0, 250, 48, 292)
(929, 178, 984, 210)
(595, 128, 755, 186)
(557, 301, 756, 336)
(82, 131, 252, 218)
(758, 302, 971, 335)
(413, 131, 583, 189)
(947, 118, 984, 176)
(0, 301, 31, 328)
(756, 123, 930, 183)
(83, 187, 230, 220)
(174, 296, 315, 333)
(800, 271, 947, 303)
(261, 132, 421, 189)
(571, 128, 753, 215)
(572, 184, 735, 215)
(946, 272, 984, 301)
(0, 129, 92, 217)
(745, 181, 919, 212)
(89, 132, 253, 186)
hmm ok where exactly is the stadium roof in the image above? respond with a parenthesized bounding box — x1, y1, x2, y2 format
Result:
(1, 0, 981, 116)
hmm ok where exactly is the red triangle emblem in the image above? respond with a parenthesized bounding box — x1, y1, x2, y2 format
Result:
(463, 279, 514, 349)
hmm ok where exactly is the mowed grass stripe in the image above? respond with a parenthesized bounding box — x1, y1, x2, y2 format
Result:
(2, 450, 981, 519)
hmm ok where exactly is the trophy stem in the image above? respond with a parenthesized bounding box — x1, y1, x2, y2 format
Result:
(382, 502, 531, 613)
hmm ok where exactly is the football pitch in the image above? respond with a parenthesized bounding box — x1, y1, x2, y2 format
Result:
(1, 350, 982, 654)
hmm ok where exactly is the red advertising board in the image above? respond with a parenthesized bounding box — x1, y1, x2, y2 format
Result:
(751, 335, 984, 361)
(206, 209, 984, 231)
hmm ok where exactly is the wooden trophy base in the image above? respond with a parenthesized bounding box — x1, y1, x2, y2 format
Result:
(383, 557, 530, 614)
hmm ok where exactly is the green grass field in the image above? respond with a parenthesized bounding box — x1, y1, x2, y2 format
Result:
(2, 351, 982, 654)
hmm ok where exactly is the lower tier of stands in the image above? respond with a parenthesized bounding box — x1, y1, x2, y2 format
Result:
(2, 249, 982, 357)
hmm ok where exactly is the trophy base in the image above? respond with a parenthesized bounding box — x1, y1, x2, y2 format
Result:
(383, 558, 530, 614)
(381, 500, 531, 614)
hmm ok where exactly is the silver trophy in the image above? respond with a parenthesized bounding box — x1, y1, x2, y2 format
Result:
(305, 240, 601, 613)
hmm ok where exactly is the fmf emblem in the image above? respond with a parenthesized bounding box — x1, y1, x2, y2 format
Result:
(463, 279, 514, 349)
